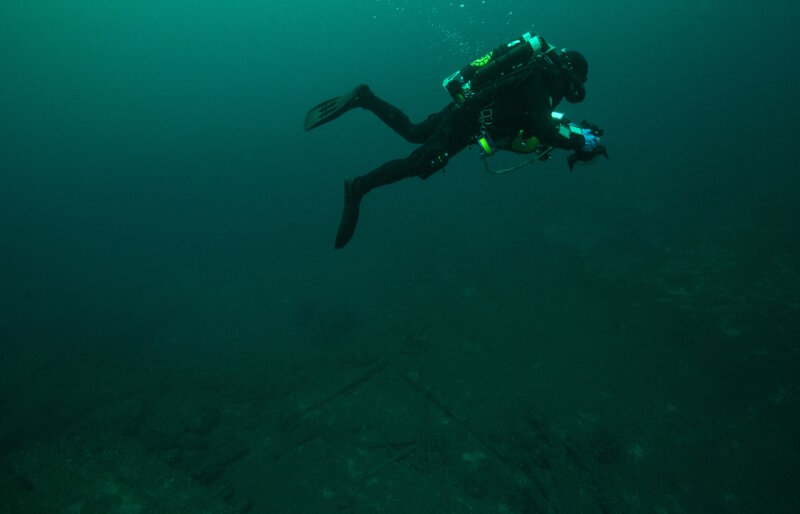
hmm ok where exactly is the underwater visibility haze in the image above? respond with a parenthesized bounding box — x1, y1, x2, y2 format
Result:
(1, 0, 799, 512)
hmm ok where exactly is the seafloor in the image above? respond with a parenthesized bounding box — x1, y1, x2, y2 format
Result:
(2, 184, 797, 514)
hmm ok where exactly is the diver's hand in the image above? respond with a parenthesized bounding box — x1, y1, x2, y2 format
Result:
(567, 143, 608, 171)
(581, 128, 601, 153)
(565, 121, 607, 171)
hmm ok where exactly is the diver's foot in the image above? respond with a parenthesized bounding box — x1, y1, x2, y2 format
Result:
(334, 178, 363, 249)
(353, 84, 374, 106)
(304, 84, 373, 132)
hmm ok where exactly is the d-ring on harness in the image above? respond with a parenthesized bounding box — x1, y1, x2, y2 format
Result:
(476, 108, 496, 156)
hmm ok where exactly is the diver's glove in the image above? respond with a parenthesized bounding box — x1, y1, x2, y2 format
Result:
(581, 128, 601, 153)
(567, 121, 608, 171)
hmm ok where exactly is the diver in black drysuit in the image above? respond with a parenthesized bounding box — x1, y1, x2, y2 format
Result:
(304, 40, 607, 249)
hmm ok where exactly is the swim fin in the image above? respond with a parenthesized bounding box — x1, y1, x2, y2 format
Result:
(334, 178, 363, 249)
(303, 85, 369, 131)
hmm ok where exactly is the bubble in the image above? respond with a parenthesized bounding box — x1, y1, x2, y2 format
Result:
(366, 0, 521, 58)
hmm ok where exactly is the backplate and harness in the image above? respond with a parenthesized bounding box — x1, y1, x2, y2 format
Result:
(442, 32, 585, 175)
(442, 31, 571, 175)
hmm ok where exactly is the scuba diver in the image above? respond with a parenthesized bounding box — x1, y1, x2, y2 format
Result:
(303, 30, 608, 249)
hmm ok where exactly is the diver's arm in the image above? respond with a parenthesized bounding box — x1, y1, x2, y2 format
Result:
(495, 103, 584, 154)
(528, 106, 585, 151)
(522, 95, 607, 169)
(510, 78, 583, 151)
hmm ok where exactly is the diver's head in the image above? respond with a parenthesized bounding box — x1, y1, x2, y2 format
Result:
(558, 50, 588, 103)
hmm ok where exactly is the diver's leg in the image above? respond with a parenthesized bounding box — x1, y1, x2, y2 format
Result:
(335, 158, 410, 249)
(334, 104, 476, 248)
(358, 88, 449, 144)
(334, 143, 454, 249)
(305, 84, 448, 140)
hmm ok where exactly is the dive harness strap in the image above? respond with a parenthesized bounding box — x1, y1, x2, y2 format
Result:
(476, 109, 496, 157)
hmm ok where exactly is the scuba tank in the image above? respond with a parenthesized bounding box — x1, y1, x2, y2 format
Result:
(443, 32, 594, 174)
(442, 31, 553, 105)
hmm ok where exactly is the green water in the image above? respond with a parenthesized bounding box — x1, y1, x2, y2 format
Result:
(1, 1, 798, 512)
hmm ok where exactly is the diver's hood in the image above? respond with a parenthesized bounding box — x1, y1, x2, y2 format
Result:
(557, 49, 588, 103)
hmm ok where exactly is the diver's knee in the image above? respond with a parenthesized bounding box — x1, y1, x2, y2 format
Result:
(415, 146, 450, 179)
